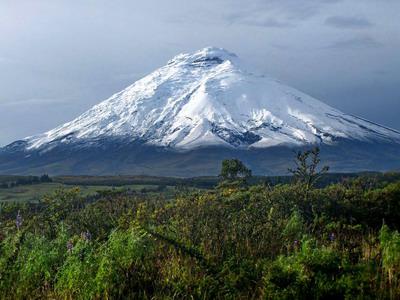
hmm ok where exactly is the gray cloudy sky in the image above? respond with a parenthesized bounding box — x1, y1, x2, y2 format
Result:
(1, 0, 399, 146)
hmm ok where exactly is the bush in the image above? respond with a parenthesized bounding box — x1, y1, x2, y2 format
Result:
(263, 238, 371, 299)
(379, 225, 400, 297)
(0, 169, 400, 298)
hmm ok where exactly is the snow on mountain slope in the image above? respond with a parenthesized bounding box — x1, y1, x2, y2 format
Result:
(23, 47, 400, 151)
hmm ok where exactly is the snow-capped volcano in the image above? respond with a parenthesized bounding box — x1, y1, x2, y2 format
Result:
(2, 47, 400, 176)
(22, 47, 400, 151)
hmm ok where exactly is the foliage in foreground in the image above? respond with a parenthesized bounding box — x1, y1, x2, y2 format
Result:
(1, 158, 400, 298)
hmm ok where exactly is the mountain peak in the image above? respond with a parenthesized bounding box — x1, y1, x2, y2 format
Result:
(2, 48, 400, 176)
(168, 47, 239, 67)
(11, 48, 400, 152)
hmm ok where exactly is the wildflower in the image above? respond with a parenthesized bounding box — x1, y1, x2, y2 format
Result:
(67, 240, 73, 253)
(329, 232, 336, 242)
(81, 230, 92, 241)
(16, 210, 22, 230)
(294, 240, 300, 247)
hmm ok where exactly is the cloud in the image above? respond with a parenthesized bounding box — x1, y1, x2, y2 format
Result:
(326, 36, 380, 49)
(247, 18, 293, 28)
(226, 13, 293, 28)
(325, 16, 373, 28)
(0, 56, 19, 64)
(253, 0, 342, 20)
(224, 0, 342, 29)
(0, 98, 70, 107)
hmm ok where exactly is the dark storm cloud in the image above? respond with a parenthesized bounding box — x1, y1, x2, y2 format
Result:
(0, 0, 399, 145)
(325, 16, 373, 28)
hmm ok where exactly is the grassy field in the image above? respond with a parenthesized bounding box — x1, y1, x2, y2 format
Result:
(0, 183, 64, 202)
(0, 182, 174, 202)
(2, 171, 399, 203)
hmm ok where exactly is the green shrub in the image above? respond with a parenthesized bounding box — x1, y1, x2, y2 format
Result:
(379, 225, 400, 298)
(263, 238, 371, 299)
(55, 236, 98, 299)
(94, 225, 155, 298)
(0, 172, 400, 298)
(0, 231, 23, 296)
(14, 228, 67, 298)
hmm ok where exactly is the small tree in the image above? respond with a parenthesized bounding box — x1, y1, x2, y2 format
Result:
(288, 147, 329, 190)
(219, 159, 252, 186)
(40, 174, 52, 183)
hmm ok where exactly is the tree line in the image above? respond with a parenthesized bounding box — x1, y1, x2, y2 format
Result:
(0, 174, 52, 189)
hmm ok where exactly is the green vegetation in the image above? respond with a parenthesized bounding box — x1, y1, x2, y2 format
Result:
(0, 182, 178, 203)
(219, 158, 252, 188)
(1, 150, 400, 298)
(0, 174, 52, 189)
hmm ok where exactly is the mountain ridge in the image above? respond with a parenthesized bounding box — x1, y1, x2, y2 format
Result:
(1, 47, 400, 175)
(15, 47, 400, 151)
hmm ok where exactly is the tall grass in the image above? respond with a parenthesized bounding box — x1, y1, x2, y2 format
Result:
(0, 173, 400, 298)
